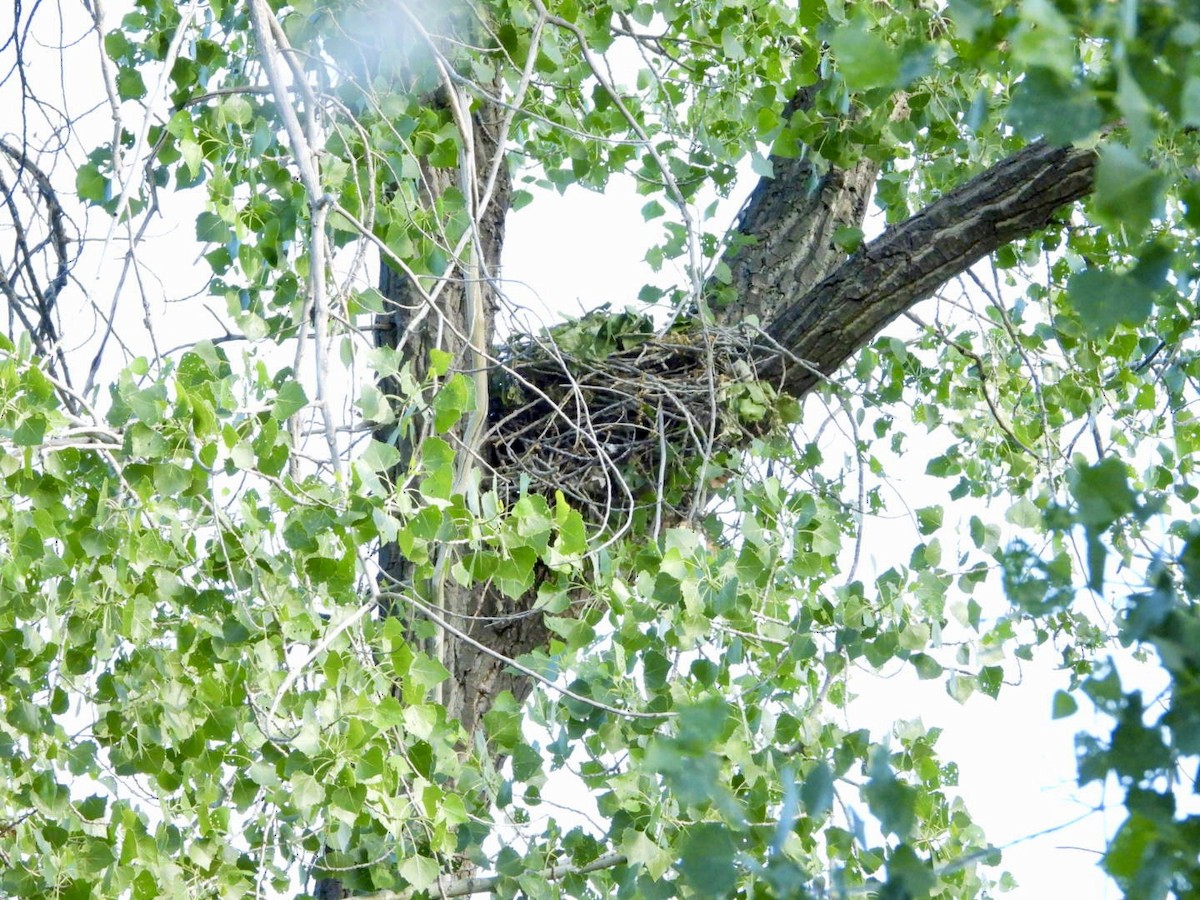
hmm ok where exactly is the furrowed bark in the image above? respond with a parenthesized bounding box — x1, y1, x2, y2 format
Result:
(717, 89, 880, 328)
(756, 141, 1098, 395)
(373, 101, 519, 740)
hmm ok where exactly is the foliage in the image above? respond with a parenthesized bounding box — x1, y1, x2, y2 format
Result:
(3, 0, 1200, 898)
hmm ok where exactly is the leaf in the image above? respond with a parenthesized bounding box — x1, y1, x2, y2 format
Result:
(621, 830, 673, 880)
(399, 856, 440, 893)
(1006, 68, 1102, 143)
(433, 373, 475, 432)
(195, 211, 231, 244)
(408, 652, 449, 693)
(1065, 269, 1154, 336)
(642, 650, 670, 691)
(800, 761, 833, 818)
(884, 844, 937, 897)
(1109, 693, 1170, 779)
(12, 413, 47, 446)
(828, 24, 900, 90)
(1182, 75, 1200, 128)
(116, 66, 146, 100)
(863, 748, 916, 839)
(419, 436, 456, 500)
(482, 691, 522, 753)
(641, 200, 666, 221)
(271, 380, 308, 421)
(978, 665, 1003, 699)
(1070, 457, 1136, 530)
(291, 773, 326, 817)
(677, 823, 737, 897)
(910, 653, 943, 680)
(360, 439, 401, 473)
(720, 30, 745, 61)
(1092, 144, 1165, 240)
(76, 163, 108, 204)
(428, 347, 453, 377)
(1052, 690, 1078, 719)
(832, 226, 864, 252)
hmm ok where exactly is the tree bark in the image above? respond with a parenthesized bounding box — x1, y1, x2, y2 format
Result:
(756, 141, 1097, 396)
(373, 99, 516, 738)
(717, 87, 880, 329)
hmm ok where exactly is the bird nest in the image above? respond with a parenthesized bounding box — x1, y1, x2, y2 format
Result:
(486, 315, 776, 532)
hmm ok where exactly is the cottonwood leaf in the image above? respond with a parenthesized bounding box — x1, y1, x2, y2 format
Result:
(678, 823, 737, 897)
(828, 25, 899, 90)
(1006, 68, 1102, 143)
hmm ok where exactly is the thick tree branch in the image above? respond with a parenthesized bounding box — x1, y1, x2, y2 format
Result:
(757, 140, 1098, 397)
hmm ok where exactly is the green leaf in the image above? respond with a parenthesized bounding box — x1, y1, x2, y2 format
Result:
(428, 347, 453, 377)
(360, 439, 402, 472)
(408, 652, 450, 694)
(1092, 144, 1165, 240)
(1182, 76, 1200, 128)
(398, 855, 440, 892)
(271, 380, 308, 421)
(76, 163, 108, 204)
(12, 413, 47, 446)
(828, 24, 900, 90)
(433, 373, 476, 432)
(800, 761, 833, 818)
(678, 823, 737, 897)
(417, 436, 456, 499)
(864, 748, 916, 839)
(720, 30, 746, 61)
(1070, 457, 1136, 530)
(910, 653, 943, 680)
(885, 844, 937, 897)
(482, 691, 523, 753)
(116, 66, 146, 100)
(1065, 269, 1155, 336)
(833, 226, 864, 252)
(1006, 68, 1102, 143)
(1052, 690, 1078, 719)
(291, 773, 326, 817)
(195, 211, 231, 244)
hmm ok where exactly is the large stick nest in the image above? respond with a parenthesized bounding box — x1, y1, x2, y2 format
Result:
(486, 311, 778, 533)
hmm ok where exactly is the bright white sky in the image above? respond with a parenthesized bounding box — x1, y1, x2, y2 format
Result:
(3, 1, 1175, 897)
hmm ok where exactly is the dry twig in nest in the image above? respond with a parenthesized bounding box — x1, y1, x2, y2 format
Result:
(486, 321, 775, 534)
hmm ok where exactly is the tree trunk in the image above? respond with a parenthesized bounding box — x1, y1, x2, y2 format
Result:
(372, 97, 543, 739)
(717, 87, 881, 329)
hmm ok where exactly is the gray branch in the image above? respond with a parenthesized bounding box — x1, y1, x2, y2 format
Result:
(756, 141, 1097, 397)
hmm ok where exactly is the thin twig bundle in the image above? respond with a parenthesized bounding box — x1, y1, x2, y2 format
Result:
(487, 320, 771, 533)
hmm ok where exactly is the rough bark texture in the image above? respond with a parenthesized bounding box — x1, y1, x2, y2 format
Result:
(372, 99, 555, 742)
(719, 87, 880, 328)
(757, 141, 1098, 396)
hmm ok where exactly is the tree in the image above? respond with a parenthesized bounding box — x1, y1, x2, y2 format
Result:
(2, 0, 1200, 897)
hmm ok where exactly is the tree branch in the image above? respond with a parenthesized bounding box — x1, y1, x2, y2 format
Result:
(757, 140, 1097, 397)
